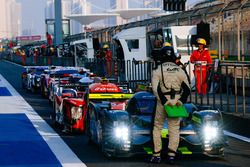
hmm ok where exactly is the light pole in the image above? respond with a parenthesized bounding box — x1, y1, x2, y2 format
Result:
(54, 0, 63, 46)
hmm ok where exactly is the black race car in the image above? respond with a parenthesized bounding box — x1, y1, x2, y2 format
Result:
(87, 90, 227, 157)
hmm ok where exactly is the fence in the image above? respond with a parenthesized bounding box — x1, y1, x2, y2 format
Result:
(79, 58, 154, 89)
(3, 53, 74, 66)
(81, 58, 250, 115)
(2, 53, 250, 116)
(191, 61, 250, 116)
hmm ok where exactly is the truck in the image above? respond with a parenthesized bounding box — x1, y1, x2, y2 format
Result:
(112, 25, 198, 85)
(113, 25, 197, 62)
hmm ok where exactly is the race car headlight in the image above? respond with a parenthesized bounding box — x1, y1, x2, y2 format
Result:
(36, 78, 41, 86)
(71, 107, 82, 120)
(203, 125, 218, 141)
(114, 126, 129, 141)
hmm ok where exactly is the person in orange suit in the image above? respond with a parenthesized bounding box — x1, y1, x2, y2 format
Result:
(46, 32, 53, 46)
(103, 44, 113, 77)
(190, 38, 212, 95)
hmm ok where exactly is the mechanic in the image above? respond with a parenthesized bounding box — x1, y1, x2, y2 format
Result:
(46, 32, 53, 46)
(152, 42, 172, 68)
(103, 44, 113, 77)
(190, 38, 212, 95)
(149, 45, 190, 164)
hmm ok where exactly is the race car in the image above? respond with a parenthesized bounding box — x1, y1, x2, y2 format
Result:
(21, 66, 48, 92)
(47, 68, 88, 103)
(40, 66, 61, 97)
(40, 67, 88, 98)
(86, 83, 226, 157)
(52, 80, 91, 133)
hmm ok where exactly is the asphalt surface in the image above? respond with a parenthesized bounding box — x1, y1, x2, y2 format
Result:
(1, 59, 250, 167)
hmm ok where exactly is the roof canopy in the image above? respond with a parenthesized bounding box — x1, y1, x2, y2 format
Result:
(113, 26, 146, 39)
(65, 13, 119, 25)
(66, 8, 161, 25)
(107, 8, 161, 19)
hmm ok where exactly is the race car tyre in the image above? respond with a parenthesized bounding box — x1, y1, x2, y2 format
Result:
(31, 86, 36, 93)
(51, 100, 56, 122)
(22, 83, 26, 89)
(49, 98, 52, 105)
(21, 81, 26, 89)
(21, 77, 26, 89)
(86, 111, 95, 144)
(101, 126, 112, 158)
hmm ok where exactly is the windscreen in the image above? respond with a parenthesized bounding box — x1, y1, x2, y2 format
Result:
(50, 70, 78, 78)
(175, 36, 189, 55)
(163, 29, 173, 45)
(35, 69, 46, 75)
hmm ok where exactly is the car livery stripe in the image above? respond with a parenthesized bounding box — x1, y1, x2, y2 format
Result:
(143, 147, 153, 154)
(89, 93, 134, 99)
(178, 147, 192, 155)
(192, 115, 201, 124)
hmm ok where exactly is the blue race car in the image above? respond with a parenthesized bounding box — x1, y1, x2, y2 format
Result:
(87, 90, 227, 157)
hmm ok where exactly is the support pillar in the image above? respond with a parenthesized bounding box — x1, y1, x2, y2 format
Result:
(54, 0, 63, 46)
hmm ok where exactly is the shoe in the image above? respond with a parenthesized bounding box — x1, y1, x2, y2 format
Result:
(148, 155, 161, 163)
(166, 156, 175, 165)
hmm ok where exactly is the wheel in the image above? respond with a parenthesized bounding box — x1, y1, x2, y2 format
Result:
(40, 83, 45, 96)
(31, 86, 36, 93)
(101, 125, 113, 158)
(51, 100, 56, 122)
(101, 126, 106, 153)
(86, 109, 94, 144)
(21, 78, 26, 89)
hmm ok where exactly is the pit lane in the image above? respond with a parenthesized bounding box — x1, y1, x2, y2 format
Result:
(0, 60, 250, 167)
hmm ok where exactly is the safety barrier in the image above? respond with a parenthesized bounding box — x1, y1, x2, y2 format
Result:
(80, 58, 250, 116)
(82, 58, 250, 115)
(3, 53, 74, 66)
(191, 61, 250, 116)
(2, 53, 249, 115)
(79, 58, 153, 89)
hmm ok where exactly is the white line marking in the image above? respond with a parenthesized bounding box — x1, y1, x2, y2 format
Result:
(224, 130, 250, 143)
(0, 74, 86, 167)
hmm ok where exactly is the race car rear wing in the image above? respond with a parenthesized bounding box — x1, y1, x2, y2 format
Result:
(88, 93, 133, 100)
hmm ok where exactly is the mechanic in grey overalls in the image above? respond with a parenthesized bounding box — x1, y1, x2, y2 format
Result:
(149, 45, 190, 164)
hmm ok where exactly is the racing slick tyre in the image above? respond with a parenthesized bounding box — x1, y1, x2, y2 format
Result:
(31, 86, 36, 93)
(87, 110, 96, 144)
(41, 84, 48, 98)
(21, 77, 26, 89)
(21, 80, 26, 89)
(51, 100, 60, 128)
(101, 126, 112, 158)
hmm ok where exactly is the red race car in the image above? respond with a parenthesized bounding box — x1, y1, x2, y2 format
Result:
(52, 81, 89, 133)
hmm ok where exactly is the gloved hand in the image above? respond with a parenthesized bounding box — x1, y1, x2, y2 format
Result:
(165, 99, 178, 107)
(176, 100, 183, 107)
(165, 99, 183, 107)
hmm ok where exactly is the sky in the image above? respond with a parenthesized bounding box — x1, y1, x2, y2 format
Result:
(17, 0, 47, 36)
(17, 0, 200, 36)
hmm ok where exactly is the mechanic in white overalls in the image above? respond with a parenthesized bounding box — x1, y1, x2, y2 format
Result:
(149, 45, 190, 164)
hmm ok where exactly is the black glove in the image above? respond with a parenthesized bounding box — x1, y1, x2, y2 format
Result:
(157, 84, 167, 105)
